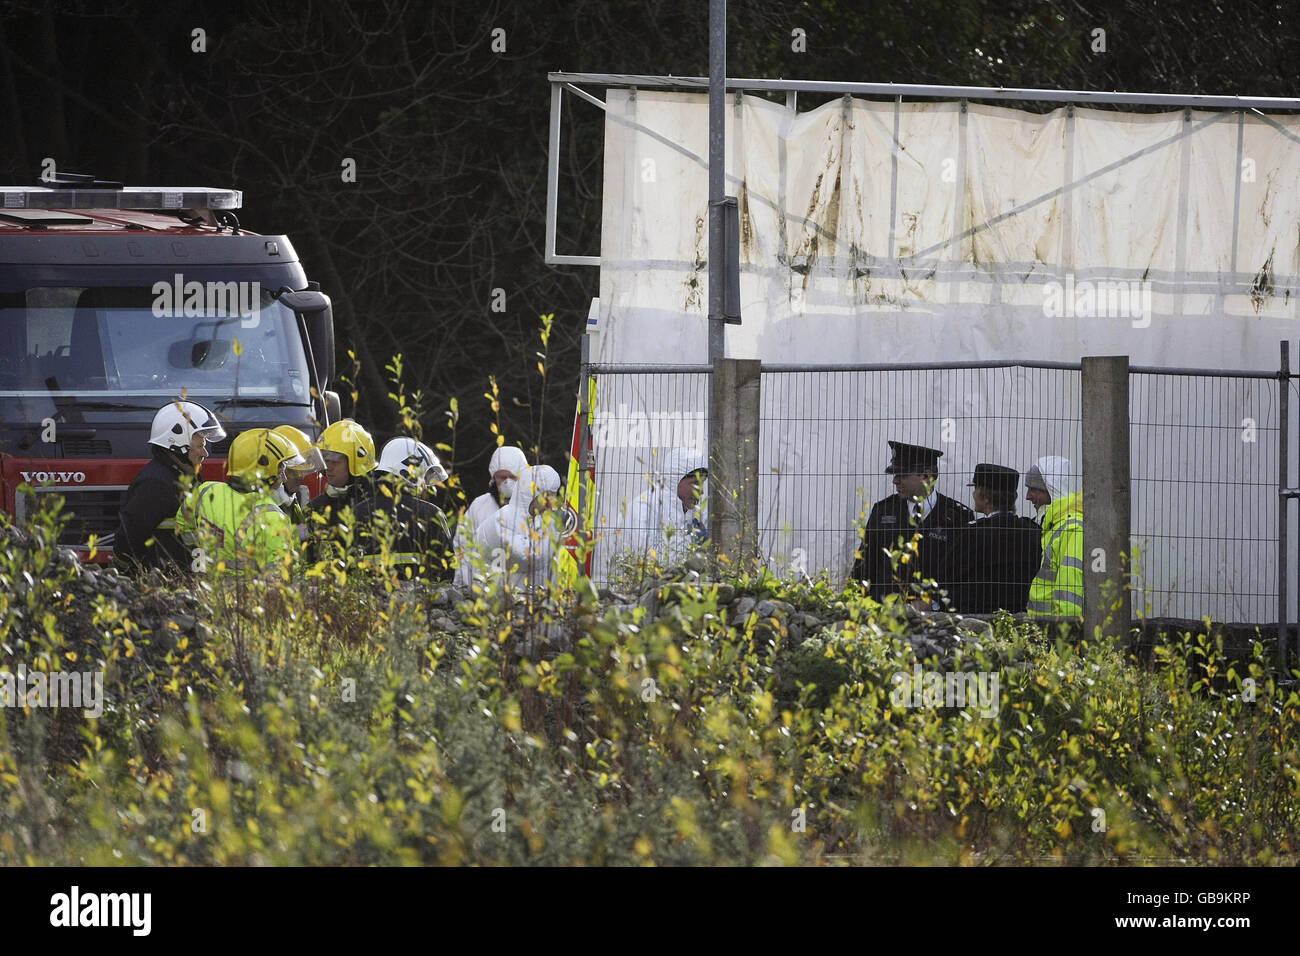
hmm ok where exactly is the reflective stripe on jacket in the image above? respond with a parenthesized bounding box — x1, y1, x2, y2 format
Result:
(176, 481, 294, 569)
(1026, 492, 1084, 618)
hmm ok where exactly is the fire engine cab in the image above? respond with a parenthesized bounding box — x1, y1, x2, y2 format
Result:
(0, 174, 338, 559)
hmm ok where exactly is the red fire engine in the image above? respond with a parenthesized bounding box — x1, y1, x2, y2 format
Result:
(0, 174, 337, 560)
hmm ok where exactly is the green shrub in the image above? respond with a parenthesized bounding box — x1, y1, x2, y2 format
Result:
(0, 500, 1296, 865)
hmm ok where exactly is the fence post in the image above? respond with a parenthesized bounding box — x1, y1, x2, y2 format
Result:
(709, 358, 761, 568)
(1279, 341, 1291, 675)
(1082, 356, 1132, 640)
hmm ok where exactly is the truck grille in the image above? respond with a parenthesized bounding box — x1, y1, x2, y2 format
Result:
(16, 486, 128, 548)
(59, 439, 113, 456)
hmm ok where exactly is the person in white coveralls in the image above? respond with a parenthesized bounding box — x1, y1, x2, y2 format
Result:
(622, 447, 709, 567)
(476, 463, 564, 591)
(454, 445, 529, 587)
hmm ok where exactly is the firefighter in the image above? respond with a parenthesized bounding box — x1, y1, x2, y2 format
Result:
(175, 428, 304, 572)
(114, 400, 226, 573)
(306, 419, 377, 530)
(270, 424, 325, 526)
(417, 443, 453, 515)
(851, 441, 974, 609)
(352, 437, 454, 579)
(1025, 456, 1085, 620)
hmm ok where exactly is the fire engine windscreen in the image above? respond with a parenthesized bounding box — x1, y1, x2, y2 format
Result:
(0, 284, 313, 420)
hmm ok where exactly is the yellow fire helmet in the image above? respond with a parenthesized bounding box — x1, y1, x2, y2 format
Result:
(228, 428, 307, 484)
(272, 424, 326, 477)
(318, 419, 377, 477)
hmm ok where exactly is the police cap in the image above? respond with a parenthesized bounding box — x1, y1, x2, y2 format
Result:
(967, 462, 1019, 493)
(884, 441, 943, 475)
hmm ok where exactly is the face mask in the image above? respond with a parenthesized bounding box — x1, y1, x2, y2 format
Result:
(499, 478, 517, 502)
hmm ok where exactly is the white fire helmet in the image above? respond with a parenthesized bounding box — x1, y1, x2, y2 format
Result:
(376, 437, 448, 488)
(148, 400, 226, 453)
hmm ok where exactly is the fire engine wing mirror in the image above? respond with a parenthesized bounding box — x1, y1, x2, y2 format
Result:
(276, 288, 335, 390)
(168, 337, 230, 369)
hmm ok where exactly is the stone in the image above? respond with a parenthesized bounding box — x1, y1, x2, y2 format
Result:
(732, 597, 757, 620)
(954, 618, 994, 641)
(909, 636, 946, 662)
(752, 622, 778, 649)
(431, 611, 462, 633)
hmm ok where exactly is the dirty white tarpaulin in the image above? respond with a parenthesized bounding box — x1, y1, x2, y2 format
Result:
(591, 90, 1299, 619)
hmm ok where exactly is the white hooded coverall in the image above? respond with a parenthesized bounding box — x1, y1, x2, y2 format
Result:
(477, 463, 564, 591)
(454, 445, 528, 587)
(623, 447, 709, 566)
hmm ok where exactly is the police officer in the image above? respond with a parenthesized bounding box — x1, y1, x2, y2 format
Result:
(951, 463, 1042, 613)
(352, 437, 454, 580)
(851, 441, 973, 607)
(175, 428, 304, 572)
(115, 400, 226, 572)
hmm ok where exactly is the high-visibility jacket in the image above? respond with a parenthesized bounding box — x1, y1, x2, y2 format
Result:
(176, 480, 295, 571)
(1027, 492, 1084, 618)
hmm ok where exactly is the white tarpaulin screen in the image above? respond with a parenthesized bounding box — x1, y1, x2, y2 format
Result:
(590, 90, 1299, 620)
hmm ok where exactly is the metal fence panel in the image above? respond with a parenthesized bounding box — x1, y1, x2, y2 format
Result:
(1128, 372, 1281, 621)
(582, 358, 1289, 624)
(758, 365, 1081, 584)
(586, 367, 711, 585)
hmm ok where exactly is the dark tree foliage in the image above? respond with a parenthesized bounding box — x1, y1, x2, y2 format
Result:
(1, 0, 1294, 495)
